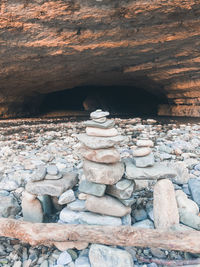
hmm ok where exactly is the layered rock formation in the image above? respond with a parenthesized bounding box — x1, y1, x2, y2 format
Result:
(1, 0, 200, 117)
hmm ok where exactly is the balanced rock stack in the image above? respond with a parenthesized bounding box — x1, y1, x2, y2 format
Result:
(59, 109, 134, 226)
(132, 139, 154, 168)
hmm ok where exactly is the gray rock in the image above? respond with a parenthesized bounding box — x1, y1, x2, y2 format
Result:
(132, 209, 147, 221)
(83, 160, 124, 185)
(58, 189, 76, 205)
(0, 179, 19, 191)
(122, 214, 132, 225)
(119, 195, 136, 207)
(86, 195, 131, 217)
(47, 165, 58, 176)
(57, 251, 72, 265)
(75, 256, 91, 267)
(133, 219, 154, 229)
(133, 153, 154, 168)
(90, 110, 109, 119)
(171, 162, 190, 185)
(116, 179, 132, 190)
(175, 190, 199, 215)
(45, 172, 63, 180)
(188, 178, 200, 205)
(67, 199, 86, 212)
(0, 194, 20, 218)
(106, 180, 135, 200)
(76, 134, 124, 149)
(89, 244, 133, 267)
(26, 172, 78, 197)
(179, 208, 200, 230)
(79, 179, 106, 197)
(60, 208, 122, 226)
(125, 158, 177, 180)
(84, 119, 115, 129)
(31, 166, 47, 182)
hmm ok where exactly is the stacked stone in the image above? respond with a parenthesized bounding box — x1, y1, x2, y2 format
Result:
(60, 109, 134, 226)
(132, 139, 154, 168)
(22, 166, 78, 223)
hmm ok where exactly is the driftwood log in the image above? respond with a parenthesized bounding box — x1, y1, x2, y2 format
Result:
(0, 218, 199, 253)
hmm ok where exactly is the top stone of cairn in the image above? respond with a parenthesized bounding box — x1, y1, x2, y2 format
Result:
(90, 109, 109, 121)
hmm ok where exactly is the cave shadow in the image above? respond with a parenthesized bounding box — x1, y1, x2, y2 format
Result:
(39, 85, 168, 116)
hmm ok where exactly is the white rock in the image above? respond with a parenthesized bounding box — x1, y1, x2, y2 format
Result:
(57, 251, 72, 265)
(86, 127, 118, 137)
(136, 140, 154, 147)
(89, 244, 133, 267)
(132, 147, 151, 157)
(176, 190, 199, 215)
(58, 189, 76, 205)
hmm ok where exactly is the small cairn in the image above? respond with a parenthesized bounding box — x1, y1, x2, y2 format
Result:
(132, 138, 154, 168)
(59, 109, 134, 226)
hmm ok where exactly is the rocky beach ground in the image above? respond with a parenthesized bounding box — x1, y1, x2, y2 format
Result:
(0, 115, 200, 267)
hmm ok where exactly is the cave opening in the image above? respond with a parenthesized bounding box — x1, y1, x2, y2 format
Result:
(39, 85, 168, 117)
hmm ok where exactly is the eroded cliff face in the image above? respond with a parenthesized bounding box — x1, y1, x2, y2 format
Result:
(0, 0, 200, 117)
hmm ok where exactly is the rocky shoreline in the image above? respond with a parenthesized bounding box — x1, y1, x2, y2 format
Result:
(0, 115, 200, 267)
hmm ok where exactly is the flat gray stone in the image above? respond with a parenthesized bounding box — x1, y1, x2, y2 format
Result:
(133, 153, 154, 168)
(125, 158, 177, 180)
(188, 178, 200, 205)
(86, 195, 131, 217)
(79, 179, 106, 197)
(76, 134, 124, 149)
(84, 119, 115, 129)
(26, 172, 78, 197)
(45, 173, 63, 180)
(60, 208, 122, 226)
(83, 160, 124, 185)
(89, 244, 133, 267)
(106, 180, 135, 200)
(67, 199, 86, 212)
(90, 109, 109, 119)
(47, 165, 58, 175)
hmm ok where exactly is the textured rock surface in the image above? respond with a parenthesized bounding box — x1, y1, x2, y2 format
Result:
(26, 172, 78, 196)
(153, 179, 179, 229)
(89, 244, 133, 267)
(86, 195, 131, 217)
(83, 159, 124, 185)
(0, 0, 200, 117)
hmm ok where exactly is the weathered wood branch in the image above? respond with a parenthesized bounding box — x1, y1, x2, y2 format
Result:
(0, 218, 199, 252)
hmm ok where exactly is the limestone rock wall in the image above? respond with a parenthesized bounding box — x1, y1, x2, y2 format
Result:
(0, 0, 200, 117)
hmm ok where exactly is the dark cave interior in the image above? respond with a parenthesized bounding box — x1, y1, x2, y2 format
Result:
(39, 85, 168, 116)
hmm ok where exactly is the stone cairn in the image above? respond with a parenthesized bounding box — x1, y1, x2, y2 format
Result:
(59, 109, 134, 226)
